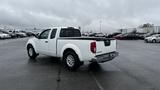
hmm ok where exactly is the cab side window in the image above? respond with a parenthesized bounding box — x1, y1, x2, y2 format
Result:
(60, 29, 81, 37)
(39, 29, 50, 39)
(50, 29, 57, 39)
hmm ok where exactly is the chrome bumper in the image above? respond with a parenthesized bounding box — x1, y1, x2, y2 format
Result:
(91, 52, 119, 63)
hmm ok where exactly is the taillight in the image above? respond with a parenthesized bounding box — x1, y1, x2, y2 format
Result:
(90, 42, 96, 53)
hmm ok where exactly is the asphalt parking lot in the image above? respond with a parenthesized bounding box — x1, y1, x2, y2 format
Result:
(0, 38, 160, 90)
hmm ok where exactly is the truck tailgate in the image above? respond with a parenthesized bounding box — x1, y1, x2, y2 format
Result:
(96, 39, 117, 55)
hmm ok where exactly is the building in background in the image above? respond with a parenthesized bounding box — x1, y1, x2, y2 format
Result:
(118, 29, 127, 34)
(154, 26, 160, 33)
(137, 27, 154, 33)
(137, 26, 160, 34)
(119, 23, 160, 34)
(118, 28, 137, 34)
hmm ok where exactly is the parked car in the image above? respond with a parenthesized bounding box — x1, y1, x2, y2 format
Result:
(25, 32, 35, 37)
(107, 32, 121, 38)
(143, 33, 155, 38)
(82, 33, 89, 36)
(95, 33, 105, 37)
(113, 34, 126, 40)
(26, 27, 119, 70)
(2, 31, 17, 38)
(114, 33, 142, 40)
(8, 33, 17, 38)
(135, 33, 146, 40)
(0, 32, 11, 39)
(16, 32, 27, 38)
(89, 33, 97, 37)
(144, 34, 160, 43)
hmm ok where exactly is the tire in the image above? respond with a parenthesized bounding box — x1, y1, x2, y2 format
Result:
(27, 45, 38, 59)
(144, 39, 148, 43)
(63, 51, 82, 71)
(152, 39, 156, 43)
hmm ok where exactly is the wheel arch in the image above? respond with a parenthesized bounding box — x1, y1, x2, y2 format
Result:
(26, 38, 38, 53)
(60, 44, 82, 61)
(152, 39, 157, 43)
(26, 43, 37, 53)
(27, 43, 33, 49)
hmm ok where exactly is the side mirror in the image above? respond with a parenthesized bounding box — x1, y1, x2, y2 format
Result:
(34, 34, 39, 39)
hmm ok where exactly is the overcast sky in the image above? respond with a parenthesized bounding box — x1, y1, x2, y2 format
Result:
(0, 0, 160, 32)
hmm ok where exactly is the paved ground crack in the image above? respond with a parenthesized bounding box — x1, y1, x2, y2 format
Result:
(56, 62, 62, 90)
(89, 71, 104, 90)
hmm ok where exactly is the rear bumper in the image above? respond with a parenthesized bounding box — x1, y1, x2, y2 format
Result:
(91, 51, 119, 63)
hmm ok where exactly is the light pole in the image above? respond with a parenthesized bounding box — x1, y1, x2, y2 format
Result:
(100, 20, 102, 33)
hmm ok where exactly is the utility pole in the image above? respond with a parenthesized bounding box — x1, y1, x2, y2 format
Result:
(100, 20, 102, 33)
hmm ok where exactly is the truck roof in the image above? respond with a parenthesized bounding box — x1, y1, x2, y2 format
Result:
(49, 27, 79, 30)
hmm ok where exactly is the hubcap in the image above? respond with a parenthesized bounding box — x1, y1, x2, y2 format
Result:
(29, 48, 33, 56)
(66, 55, 75, 67)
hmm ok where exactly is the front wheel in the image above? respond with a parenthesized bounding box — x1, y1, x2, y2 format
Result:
(27, 45, 38, 59)
(63, 51, 82, 71)
(152, 39, 156, 43)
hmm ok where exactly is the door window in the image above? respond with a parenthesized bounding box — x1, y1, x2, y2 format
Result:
(39, 29, 50, 39)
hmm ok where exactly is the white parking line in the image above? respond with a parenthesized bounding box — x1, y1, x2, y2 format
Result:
(90, 71, 104, 90)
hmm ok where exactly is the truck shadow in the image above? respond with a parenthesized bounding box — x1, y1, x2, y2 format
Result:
(88, 62, 102, 72)
(28, 56, 61, 66)
(27, 56, 103, 72)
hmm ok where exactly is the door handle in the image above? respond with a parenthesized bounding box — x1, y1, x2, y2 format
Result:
(45, 41, 48, 43)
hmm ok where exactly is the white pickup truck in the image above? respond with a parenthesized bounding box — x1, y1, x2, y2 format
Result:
(26, 27, 118, 70)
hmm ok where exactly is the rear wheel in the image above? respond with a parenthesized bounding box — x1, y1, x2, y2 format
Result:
(63, 51, 82, 71)
(27, 45, 38, 59)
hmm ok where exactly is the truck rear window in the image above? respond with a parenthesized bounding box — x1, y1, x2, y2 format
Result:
(60, 28, 81, 37)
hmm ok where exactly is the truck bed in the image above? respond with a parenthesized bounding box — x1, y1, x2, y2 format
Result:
(57, 37, 117, 62)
